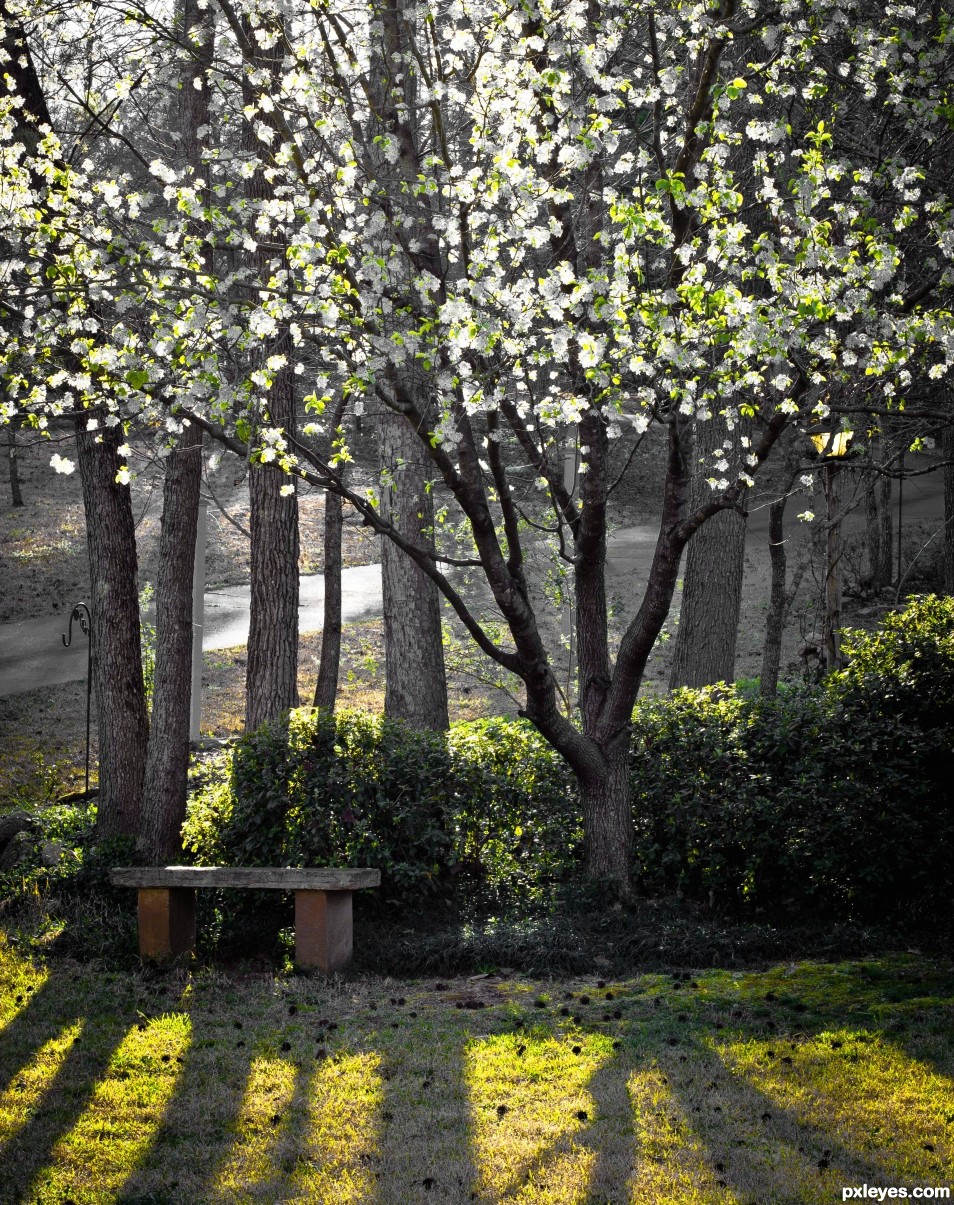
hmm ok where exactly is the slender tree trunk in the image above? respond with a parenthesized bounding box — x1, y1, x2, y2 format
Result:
(139, 424, 204, 860)
(669, 418, 746, 688)
(75, 420, 148, 838)
(380, 407, 449, 730)
(944, 424, 954, 595)
(865, 470, 881, 592)
(242, 17, 300, 732)
(246, 375, 300, 730)
(313, 486, 342, 711)
(822, 463, 845, 670)
(138, 0, 213, 862)
(761, 493, 788, 698)
(6, 424, 23, 508)
(878, 468, 893, 588)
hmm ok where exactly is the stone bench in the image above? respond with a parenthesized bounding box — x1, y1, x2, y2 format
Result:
(110, 867, 381, 973)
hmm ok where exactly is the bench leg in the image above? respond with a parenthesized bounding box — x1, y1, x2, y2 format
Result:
(294, 890, 352, 972)
(137, 887, 196, 963)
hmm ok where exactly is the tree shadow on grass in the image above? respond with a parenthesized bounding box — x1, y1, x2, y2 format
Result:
(0, 966, 140, 1202)
(7, 956, 951, 1204)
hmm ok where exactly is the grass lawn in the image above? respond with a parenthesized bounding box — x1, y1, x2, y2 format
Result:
(0, 937, 952, 1204)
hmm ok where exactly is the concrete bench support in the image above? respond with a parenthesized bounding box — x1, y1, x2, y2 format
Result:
(111, 867, 380, 973)
(295, 890, 352, 972)
(138, 887, 196, 963)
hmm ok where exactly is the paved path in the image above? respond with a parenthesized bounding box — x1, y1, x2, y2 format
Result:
(0, 564, 382, 698)
(0, 459, 945, 698)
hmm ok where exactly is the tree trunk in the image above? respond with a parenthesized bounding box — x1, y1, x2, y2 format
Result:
(380, 407, 449, 730)
(75, 420, 148, 839)
(578, 738, 632, 885)
(138, 423, 204, 861)
(6, 424, 23, 508)
(944, 424, 954, 595)
(865, 471, 881, 592)
(669, 419, 746, 688)
(760, 493, 787, 698)
(246, 383, 300, 730)
(138, 0, 213, 862)
(242, 16, 300, 732)
(822, 463, 845, 670)
(878, 467, 893, 588)
(313, 487, 343, 711)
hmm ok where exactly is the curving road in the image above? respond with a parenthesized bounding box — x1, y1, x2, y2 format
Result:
(0, 458, 945, 699)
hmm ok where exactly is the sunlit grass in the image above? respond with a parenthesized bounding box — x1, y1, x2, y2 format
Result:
(466, 1030, 611, 1202)
(26, 1013, 190, 1203)
(212, 1055, 299, 1201)
(0, 938, 952, 1203)
(0, 1021, 83, 1152)
(0, 948, 48, 1033)
(717, 1029, 954, 1189)
(290, 1052, 383, 1202)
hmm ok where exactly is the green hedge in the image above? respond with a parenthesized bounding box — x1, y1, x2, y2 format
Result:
(182, 595, 954, 925)
(182, 710, 580, 907)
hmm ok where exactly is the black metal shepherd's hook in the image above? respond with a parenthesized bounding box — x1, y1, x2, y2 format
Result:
(62, 602, 93, 798)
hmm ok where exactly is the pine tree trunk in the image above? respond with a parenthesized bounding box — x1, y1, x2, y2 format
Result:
(138, 0, 212, 862)
(669, 420, 746, 688)
(865, 472, 881, 592)
(313, 487, 342, 711)
(380, 407, 449, 731)
(878, 470, 894, 588)
(138, 423, 204, 861)
(246, 371, 300, 730)
(75, 419, 148, 839)
(242, 18, 300, 733)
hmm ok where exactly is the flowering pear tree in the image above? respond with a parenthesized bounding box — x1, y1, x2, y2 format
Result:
(2, 0, 953, 883)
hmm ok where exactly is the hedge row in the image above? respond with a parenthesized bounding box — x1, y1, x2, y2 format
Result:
(182, 595, 954, 924)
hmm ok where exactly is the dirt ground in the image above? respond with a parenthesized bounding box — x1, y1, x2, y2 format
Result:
(0, 423, 942, 801)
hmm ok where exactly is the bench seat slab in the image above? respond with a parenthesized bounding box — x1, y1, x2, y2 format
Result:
(295, 890, 352, 972)
(111, 867, 380, 891)
(138, 887, 196, 963)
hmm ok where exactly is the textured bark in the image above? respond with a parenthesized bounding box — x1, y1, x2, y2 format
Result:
(138, 424, 204, 861)
(760, 494, 787, 698)
(75, 420, 149, 838)
(878, 468, 894, 587)
(865, 472, 881, 591)
(138, 0, 213, 860)
(246, 377, 300, 731)
(242, 17, 300, 732)
(865, 435, 894, 591)
(380, 407, 449, 731)
(944, 425, 954, 595)
(822, 464, 845, 670)
(313, 487, 343, 711)
(669, 419, 746, 688)
(579, 740, 632, 884)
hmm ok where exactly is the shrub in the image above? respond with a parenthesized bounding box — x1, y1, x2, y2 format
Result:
(447, 716, 580, 901)
(831, 593, 954, 732)
(629, 673, 948, 923)
(182, 709, 580, 908)
(179, 597, 954, 932)
(0, 801, 138, 960)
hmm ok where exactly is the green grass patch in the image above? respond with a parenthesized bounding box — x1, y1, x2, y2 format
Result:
(1, 939, 953, 1202)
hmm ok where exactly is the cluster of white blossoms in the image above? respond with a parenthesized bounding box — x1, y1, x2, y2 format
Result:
(0, 0, 950, 504)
